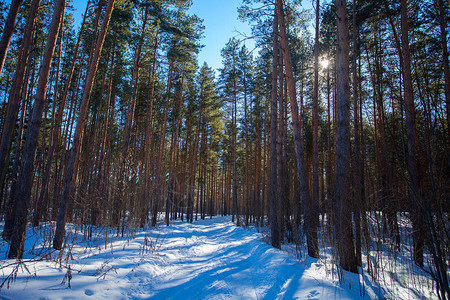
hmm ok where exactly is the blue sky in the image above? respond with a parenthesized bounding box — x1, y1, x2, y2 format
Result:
(188, 0, 255, 71)
(71, 0, 88, 26)
(70, 0, 254, 72)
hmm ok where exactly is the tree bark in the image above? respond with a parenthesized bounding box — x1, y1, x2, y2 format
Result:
(166, 76, 184, 225)
(115, 3, 149, 227)
(187, 90, 203, 223)
(33, 19, 65, 227)
(400, 0, 424, 267)
(2, 53, 33, 241)
(8, 0, 66, 259)
(352, 0, 362, 266)
(269, 8, 280, 249)
(232, 62, 239, 226)
(142, 25, 160, 227)
(151, 60, 173, 227)
(334, 0, 358, 273)
(0, 0, 41, 207)
(312, 0, 320, 243)
(53, 0, 115, 250)
(276, 0, 318, 258)
(0, 0, 23, 75)
(35, 0, 90, 228)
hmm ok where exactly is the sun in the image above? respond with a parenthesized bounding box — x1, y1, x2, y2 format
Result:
(320, 58, 330, 69)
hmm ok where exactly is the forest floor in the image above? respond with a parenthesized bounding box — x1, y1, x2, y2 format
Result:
(0, 215, 438, 299)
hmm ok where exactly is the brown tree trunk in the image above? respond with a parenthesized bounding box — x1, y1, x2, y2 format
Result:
(232, 64, 239, 226)
(312, 0, 320, 244)
(187, 95, 203, 223)
(279, 58, 290, 241)
(352, 0, 362, 266)
(334, 0, 358, 273)
(0, 0, 41, 207)
(262, 89, 269, 228)
(400, 0, 424, 267)
(0, 0, 23, 75)
(8, 0, 66, 259)
(244, 66, 250, 226)
(53, 0, 115, 250)
(151, 60, 173, 227)
(269, 8, 280, 249)
(115, 3, 149, 227)
(166, 76, 184, 225)
(276, 0, 318, 258)
(199, 133, 208, 220)
(142, 26, 160, 227)
(33, 19, 65, 227)
(2, 53, 33, 240)
(53, 68, 84, 219)
(100, 62, 117, 224)
(325, 63, 333, 234)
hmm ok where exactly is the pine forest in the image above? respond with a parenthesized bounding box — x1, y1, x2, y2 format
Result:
(0, 0, 448, 299)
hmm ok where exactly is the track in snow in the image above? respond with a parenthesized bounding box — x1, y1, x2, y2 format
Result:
(126, 216, 359, 299)
(0, 216, 364, 299)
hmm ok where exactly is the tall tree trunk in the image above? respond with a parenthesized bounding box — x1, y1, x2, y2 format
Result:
(48, 0, 92, 223)
(199, 133, 207, 220)
(33, 20, 64, 227)
(142, 26, 159, 227)
(101, 63, 116, 224)
(53, 0, 115, 250)
(276, 0, 318, 258)
(326, 63, 333, 234)
(2, 53, 33, 240)
(244, 66, 250, 226)
(151, 60, 173, 227)
(352, 0, 362, 266)
(278, 57, 289, 241)
(8, 0, 66, 259)
(312, 0, 320, 245)
(115, 3, 149, 227)
(53, 68, 83, 219)
(232, 66, 239, 226)
(187, 96, 203, 223)
(398, 0, 432, 271)
(166, 76, 184, 225)
(0, 0, 41, 207)
(400, 0, 424, 267)
(334, 0, 358, 273)
(255, 108, 262, 226)
(269, 8, 280, 249)
(0, 0, 23, 75)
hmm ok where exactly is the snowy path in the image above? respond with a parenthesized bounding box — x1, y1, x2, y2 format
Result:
(128, 216, 360, 299)
(0, 216, 364, 299)
(122, 216, 362, 299)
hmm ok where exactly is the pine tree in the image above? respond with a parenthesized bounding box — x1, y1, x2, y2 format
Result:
(9, 0, 66, 258)
(334, 0, 358, 273)
(220, 38, 242, 226)
(53, 0, 115, 250)
(0, 0, 23, 75)
(276, 0, 318, 258)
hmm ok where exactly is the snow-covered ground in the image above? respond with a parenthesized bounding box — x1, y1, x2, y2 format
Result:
(0, 216, 438, 299)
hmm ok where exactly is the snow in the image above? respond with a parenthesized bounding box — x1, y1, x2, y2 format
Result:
(0, 215, 439, 299)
